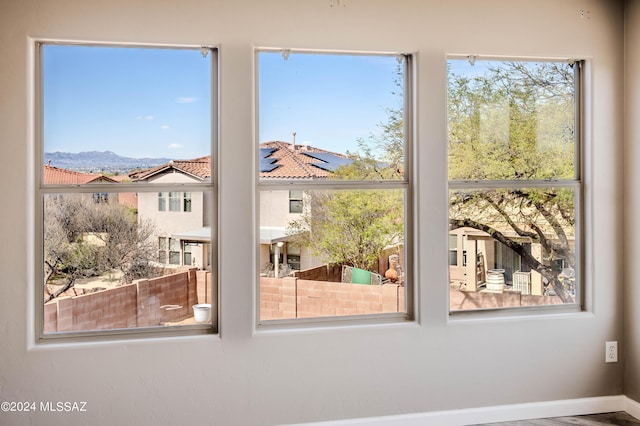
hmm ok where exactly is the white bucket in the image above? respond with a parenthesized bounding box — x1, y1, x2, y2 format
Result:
(193, 304, 212, 323)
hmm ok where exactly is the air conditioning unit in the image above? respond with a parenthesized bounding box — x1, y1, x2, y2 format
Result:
(513, 271, 531, 295)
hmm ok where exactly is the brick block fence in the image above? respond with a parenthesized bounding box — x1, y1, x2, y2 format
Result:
(260, 277, 405, 320)
(44, 269, 207, 333)
(449, 289, 563, 311)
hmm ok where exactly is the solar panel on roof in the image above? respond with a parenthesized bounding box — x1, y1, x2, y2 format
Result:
(260, 148, 277, 157)
(302, 152, 352, 172)
(260, 148, 280, 172)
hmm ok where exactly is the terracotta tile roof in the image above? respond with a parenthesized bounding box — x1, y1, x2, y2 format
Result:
(130, 143, 348, 181)
(259, 141, 349, 180)
(130, 156, 211, 181)
(109, 174, 132, 183)
(43, 165, 117, 185)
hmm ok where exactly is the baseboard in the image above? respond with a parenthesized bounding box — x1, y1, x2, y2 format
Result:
(287, 395, 627, 426)
(626, 396, 640, 420)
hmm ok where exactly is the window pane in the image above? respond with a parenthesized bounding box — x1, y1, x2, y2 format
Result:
(259, 188, 406, 320)
(447, 59, 576, 181)
(158, 236, 168, 263)
(258, 51, 405, 181)
(449, 187, 577, 311)
(184, 192, 192, 212)
(169, 238, 180, 252)
(43, 45, 211, 169)
(42, 192, 206, 332)
(448, 234, 458, 266)
(42, 189, 214, 333)
(39, 44, 217, 336)
(158, 192, 167, 211)
(290, 189, 303, 199)
(169, 192, 181, 211)
(289, 199, 303, 214)
(169, 251, 181, 265)
(257, 50, 411, 323)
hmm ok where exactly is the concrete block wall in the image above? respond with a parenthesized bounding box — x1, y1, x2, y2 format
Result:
(54, 284, 137, 331)
(296, 281, 404, 318)
(196, 270, 211, 304)
(449, 289, 563, 311)
(259, 277, 405, 320)
(260, 277, 297, 319)
(44, 269, 199, 332)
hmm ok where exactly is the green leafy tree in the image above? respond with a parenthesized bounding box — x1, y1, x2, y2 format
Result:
(287, 188, 403, 271)
(286, 68, 406, 271)
(448, 61, 577, 302)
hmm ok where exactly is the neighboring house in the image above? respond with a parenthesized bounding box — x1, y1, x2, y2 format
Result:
(259, 141, 352, 275)
(131, 156, 213, 270)
(44, 163, 118, 185)
(448, 226, 575, 296)
(43, 163, 118, 204)
(44, 163, 139, 209)
(131, 141, 352, 273)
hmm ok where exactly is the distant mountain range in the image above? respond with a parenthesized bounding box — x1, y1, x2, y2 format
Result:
(44, 151, 173, 174)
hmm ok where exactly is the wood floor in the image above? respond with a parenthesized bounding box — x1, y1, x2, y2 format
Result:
(479, 411, 640, 425)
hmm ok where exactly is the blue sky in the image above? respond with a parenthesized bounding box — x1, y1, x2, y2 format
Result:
(258, 51, 402, 154)
(43, 45, 211, 159)
(43, 45, 402, 159)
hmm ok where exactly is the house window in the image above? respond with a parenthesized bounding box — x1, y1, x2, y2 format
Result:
(158, 237, 168, 264)
(286, 243, 301, 271)
(184, 243, 193, 266)
(289, 190, 303, 213)
(159, 192, 191, 212)
(37, 42, 217, 339)
(158, 192, 167, 211)
(449, 235, 458, 266)
(184, 192, 192, 212)
(169, 192, 181, 211)
(257, 49, 413, 323)
(93, 193, 109, 203)
(447, 57, 583, 312)
(169, 238, 181, 265)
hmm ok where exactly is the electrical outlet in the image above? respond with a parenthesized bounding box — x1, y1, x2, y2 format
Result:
(605, 341, 618, 363)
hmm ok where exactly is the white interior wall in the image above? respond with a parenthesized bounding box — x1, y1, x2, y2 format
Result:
(624, 0, 640, 403)
(0, 1, 627, 425)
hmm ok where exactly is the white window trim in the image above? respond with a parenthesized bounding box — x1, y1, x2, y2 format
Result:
(254, 48, 416, 329)
(33, 41, 220, 342)
(446, 55, 585, 318)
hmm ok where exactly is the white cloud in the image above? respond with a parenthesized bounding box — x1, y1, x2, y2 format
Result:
(136, 115, 155, 121)
(168, 143, 184, 149)
(176, 97, 198, 104)
(160, 125, 170, 130)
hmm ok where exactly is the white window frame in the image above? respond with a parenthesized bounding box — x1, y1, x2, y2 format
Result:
(446, 55, 584, 316)
(169, 191, 182, 212)
(158, 192, 167, 211)
(158, 236, 168, 264)
(169, 238, 181, 265)
(288, 189, 304, 214)
(183, 192, 192, 212)
(255, 48, 415, 327)
(34, 41, 219, 341)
